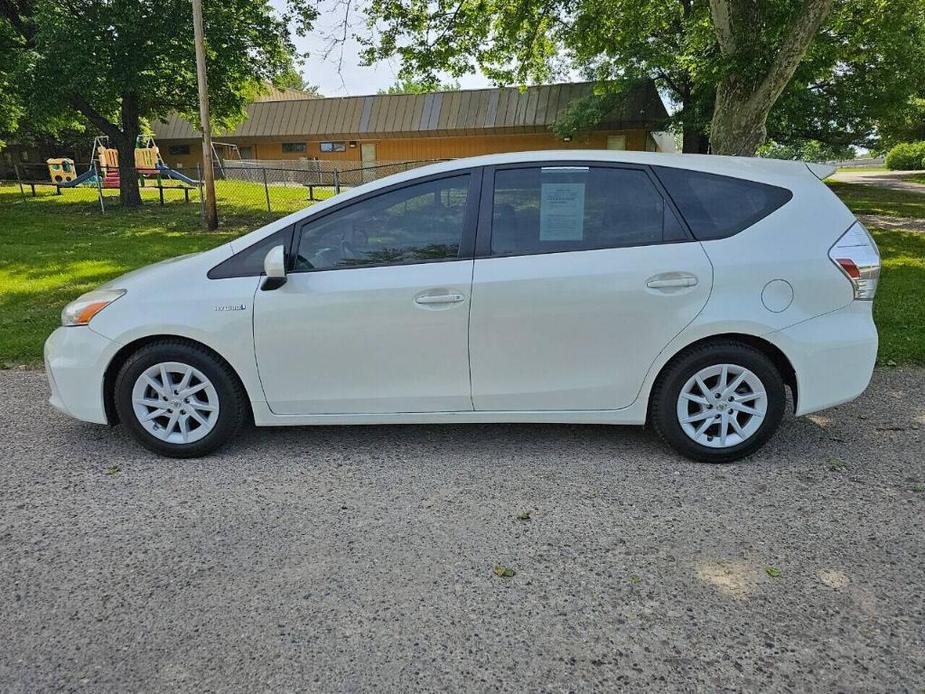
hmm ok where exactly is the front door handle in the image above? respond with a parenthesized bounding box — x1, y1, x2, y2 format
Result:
(414, 293, 465, 305)
(646, 273, 699, 289)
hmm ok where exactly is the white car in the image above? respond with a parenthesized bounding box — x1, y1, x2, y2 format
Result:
(44, 151, 879, 462)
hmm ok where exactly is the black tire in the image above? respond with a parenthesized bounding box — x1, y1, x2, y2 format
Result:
(114, 340, 247, 458)
(650, 341, 786, 463)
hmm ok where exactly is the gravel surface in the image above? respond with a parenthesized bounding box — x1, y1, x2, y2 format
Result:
(1, 367, 923, 692)
(830, 169, 925, 193)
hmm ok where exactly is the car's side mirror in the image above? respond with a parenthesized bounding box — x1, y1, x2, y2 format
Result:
(261, 244, 287, 291)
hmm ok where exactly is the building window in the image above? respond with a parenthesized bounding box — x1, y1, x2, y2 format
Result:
(168, 144, 191, 156)
(19, 150, 30, 162)
(606, 135, 627, 151)
(238, 146, 254, 159)
(282, 142, 307, 153)
(319, 141, 347, 153)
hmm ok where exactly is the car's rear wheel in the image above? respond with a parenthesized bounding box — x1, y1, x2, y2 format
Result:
(114, 341, 247, 458)
(650, 341, 786, 463)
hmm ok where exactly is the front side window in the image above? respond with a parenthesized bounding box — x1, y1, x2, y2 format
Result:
(490, 166, 686, 256)
(294, 174, 470, 271)
(168, 144, 191, 156)
(282, 142, 306, 153)
(320, 141, 347, 153)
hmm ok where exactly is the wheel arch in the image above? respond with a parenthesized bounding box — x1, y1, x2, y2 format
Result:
(102, 335, 253, 425)
(647, 333, 798, 416)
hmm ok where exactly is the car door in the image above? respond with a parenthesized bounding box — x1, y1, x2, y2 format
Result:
(253, 170, 479, 415)
(469, 163, 713, 411)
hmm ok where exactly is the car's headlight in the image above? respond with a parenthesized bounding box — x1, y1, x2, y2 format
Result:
(61, 289, 126, 326)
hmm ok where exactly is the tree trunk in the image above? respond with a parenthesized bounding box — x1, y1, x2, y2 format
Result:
(709, 78, 769, 156)
(70, 92, 143, 207)
(116, 92, 142, 208)
(708, 0, 835, 156)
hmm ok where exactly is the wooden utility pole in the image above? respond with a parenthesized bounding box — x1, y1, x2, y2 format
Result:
(192, 0, 218, 229)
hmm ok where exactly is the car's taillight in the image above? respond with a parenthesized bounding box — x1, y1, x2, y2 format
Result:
(829, 222, 880, 300)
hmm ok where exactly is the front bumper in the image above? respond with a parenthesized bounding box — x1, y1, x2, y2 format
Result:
(44, 326, 119, 424)
(768, 301, 878, 416)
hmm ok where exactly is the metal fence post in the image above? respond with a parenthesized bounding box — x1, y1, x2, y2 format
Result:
(333, 169, 340, 194)
(262, 167, 271, 212)
(14, 164, 26, 202)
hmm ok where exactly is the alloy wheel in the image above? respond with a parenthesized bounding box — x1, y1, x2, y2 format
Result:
(675, 363, 768, 449)
(130, 361, 220, 444)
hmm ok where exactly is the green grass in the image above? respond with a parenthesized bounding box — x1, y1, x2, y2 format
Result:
(0, 180, 308, 364)
(869, 229, 925, 365)
(0, 179, 923, 366)
(907, 174, 925, 186)
(827, 181, 925, 219)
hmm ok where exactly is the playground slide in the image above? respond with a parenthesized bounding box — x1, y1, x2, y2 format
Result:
(156, 163, 199, 186)
(57, 168, 99, 188)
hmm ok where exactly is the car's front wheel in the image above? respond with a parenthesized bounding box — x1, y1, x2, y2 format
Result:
(114, 341, 247, 458)
(650, 341, 786, 463)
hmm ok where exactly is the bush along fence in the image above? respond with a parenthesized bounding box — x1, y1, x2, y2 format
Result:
(2, 158, 443, 222)
(884, 142, 925, 171)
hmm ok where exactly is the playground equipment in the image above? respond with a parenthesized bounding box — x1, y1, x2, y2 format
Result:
(54, 135, 199, 189)
(47, 158, 77, 184)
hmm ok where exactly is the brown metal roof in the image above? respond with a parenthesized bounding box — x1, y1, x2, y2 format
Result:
(154, 80, 667, 141)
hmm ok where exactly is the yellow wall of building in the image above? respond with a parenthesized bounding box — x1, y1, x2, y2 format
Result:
(161, 129, 650, 170)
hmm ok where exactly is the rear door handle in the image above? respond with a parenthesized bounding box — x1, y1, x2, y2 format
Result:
(414, 293, 465, 305)
(646, 273, 699, 289)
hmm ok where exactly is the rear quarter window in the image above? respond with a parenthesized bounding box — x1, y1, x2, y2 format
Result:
(652, 166, 792, 240)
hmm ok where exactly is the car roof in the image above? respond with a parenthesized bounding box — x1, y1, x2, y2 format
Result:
(409, 149, 826, 181)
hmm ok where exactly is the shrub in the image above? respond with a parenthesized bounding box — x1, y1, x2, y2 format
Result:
(885, 141, 925, 170)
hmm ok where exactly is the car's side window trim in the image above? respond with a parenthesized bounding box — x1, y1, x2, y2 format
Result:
(288, 167, 483, 274)
(474, 161, 695, 260)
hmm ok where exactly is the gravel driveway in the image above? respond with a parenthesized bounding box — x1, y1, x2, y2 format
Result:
(830, 169, 925, 193)
(1, 368, 923, 692)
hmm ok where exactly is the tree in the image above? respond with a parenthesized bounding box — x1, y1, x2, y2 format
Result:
(273, 66, 322, 95)
(1, 0, 316, 207)
(359, 0, 923, 155)
(877, 98, 925, 152)
(378, 77, 461, 95)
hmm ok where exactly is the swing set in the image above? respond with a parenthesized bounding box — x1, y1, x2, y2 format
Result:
(49, 135, 199, 189)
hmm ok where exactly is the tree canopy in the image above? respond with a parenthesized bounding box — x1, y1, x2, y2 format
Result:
(0, 0, 316, 205)
(360, 0, 925, 154)
(378, 77, 461, 95)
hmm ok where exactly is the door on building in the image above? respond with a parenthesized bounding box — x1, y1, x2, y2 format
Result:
(361, 143, 377, 182)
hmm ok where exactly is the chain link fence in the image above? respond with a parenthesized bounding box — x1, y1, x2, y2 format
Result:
(0, 158, 445, 226)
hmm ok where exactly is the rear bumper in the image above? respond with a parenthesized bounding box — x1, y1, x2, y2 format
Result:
(768, 301, 878, 416)
(44, 326, 118, 424)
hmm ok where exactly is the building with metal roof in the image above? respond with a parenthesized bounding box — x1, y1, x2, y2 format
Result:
(154, 80, 671, 170)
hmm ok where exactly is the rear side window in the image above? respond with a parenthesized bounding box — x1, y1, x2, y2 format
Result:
(208, 226, 294, 279)
(652, 166, 792, 240)
(490, 166, 688, 256)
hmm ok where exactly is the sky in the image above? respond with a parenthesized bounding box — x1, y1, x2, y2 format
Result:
(272, 0, 492, 97)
